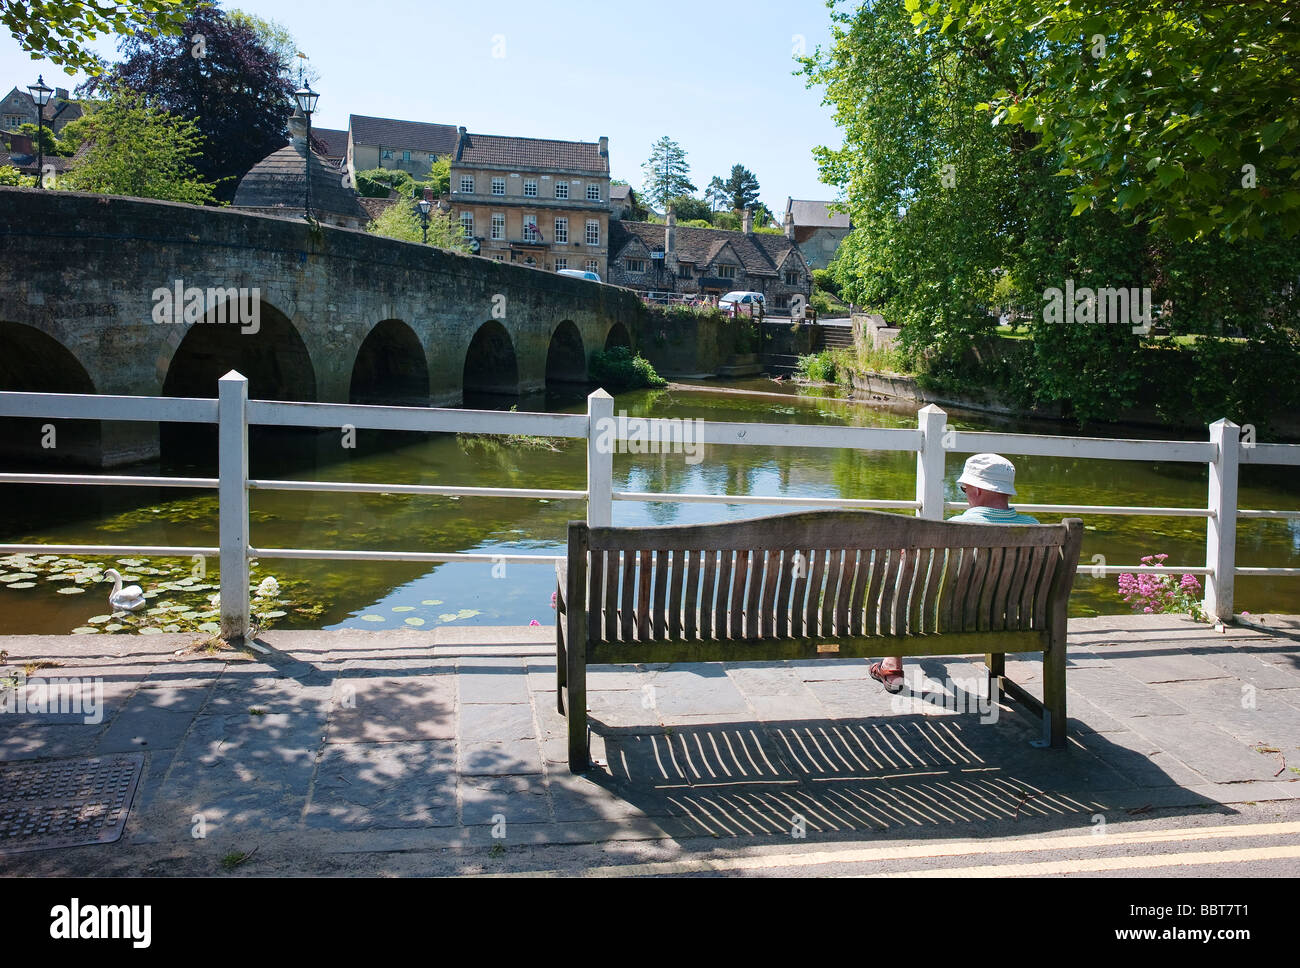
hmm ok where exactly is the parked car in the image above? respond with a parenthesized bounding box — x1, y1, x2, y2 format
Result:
(558, 268, 601, 283)
(718, 291, 765, 315)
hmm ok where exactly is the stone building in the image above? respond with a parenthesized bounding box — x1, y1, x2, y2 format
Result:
(232, 109, 369, 229)
(608, 208, 812, 312)
(347, 114, 459, 177)
(450, 129, 611, 277)
(0, 84, 82, 134)
(783, 198, 851, 270)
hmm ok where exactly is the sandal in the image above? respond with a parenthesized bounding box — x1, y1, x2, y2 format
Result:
(870, 661, 905, 694)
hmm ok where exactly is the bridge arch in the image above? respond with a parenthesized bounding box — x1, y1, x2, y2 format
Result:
(0, 321, 100, 465)
(462, 319, 520, 400)
(351, 319, 429, 405)
(545, 320, 587, 386)
(604, 321, 632, 351)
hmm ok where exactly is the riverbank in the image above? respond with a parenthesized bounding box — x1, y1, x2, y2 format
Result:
(3, 614, 1299, 876)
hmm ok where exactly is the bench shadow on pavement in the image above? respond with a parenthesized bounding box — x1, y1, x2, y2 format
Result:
(580, 686, 1223, 842)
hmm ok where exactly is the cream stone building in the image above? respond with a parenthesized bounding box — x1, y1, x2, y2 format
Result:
(449, 129, 611, 277)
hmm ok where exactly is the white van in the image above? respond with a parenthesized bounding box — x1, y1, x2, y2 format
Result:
(718, 291, 765, 313)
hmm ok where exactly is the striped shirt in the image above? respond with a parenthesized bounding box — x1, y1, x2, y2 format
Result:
(947, 506, 1039, 525)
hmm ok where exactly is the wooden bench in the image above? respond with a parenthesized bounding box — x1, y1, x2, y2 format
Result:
(555, 509, 1083, 773)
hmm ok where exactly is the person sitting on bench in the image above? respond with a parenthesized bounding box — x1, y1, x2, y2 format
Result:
(870, 453, 1038, 693)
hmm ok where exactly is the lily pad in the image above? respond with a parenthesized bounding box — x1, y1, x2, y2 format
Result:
(438, 613, 459, 623)
(403, 617, 425, 626)
(87, 615, 111, 624)
(421, 600, 444, 606)
(360, 614, 385, 622)
(56, 587, 86, 595)
(392, 605, 415, 612)
(104, 623, 125, 632)
(138, 627, 163, 635)
(8, 582, 36, 590)
(260, 610, 287, 619)
(71, 626, 99, 634)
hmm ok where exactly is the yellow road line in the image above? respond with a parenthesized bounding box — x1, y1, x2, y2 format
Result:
(493, 820, 1300, 877)
(868, 844, 1300, 877)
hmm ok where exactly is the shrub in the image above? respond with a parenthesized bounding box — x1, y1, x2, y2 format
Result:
(796, 350, 838, 383)
(588, 346, 667, 390)
(812, 268, 840, 297)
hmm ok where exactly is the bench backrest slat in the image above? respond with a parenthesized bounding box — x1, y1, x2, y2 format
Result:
(570, 510, 1082, 646)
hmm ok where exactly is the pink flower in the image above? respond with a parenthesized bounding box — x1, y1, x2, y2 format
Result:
(529, 619, 541, 626)
(550, 591, 557, 609)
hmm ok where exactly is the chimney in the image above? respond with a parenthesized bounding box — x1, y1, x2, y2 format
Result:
(598, 136, 608, 156)
(784, 208, 795, 240)
(742, 208, 753, 234)
(55, 88, 69, 101)
(456, 126, 468, 160)
(10, 133, 32, 156)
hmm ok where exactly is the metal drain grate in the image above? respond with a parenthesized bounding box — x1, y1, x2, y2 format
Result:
(0, 753, 143, 853)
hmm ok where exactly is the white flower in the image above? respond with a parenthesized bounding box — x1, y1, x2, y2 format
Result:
(255, 576, 280, 598)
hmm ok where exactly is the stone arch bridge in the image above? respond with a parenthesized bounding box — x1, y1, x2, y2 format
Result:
(0, 187, 642, 466)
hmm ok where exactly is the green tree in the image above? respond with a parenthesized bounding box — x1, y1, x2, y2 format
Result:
(17, 121, 72, 156)
(666, 194, 710, 222)
(722, 163, 760, 213)
(704, 175, 727, 211)
(641, 135, 696, 211)
(0, 164, 37, 187)
(425, 154, 451, 196)
(59, 84, 218, 204)
(908, 0, 1300, 241)
(367, 197, 471, 252)
(228, 9, 317, 84)
(2, 0, 197, 74)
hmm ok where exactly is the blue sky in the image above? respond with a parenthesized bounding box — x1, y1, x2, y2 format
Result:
(2, 0, 847, 213)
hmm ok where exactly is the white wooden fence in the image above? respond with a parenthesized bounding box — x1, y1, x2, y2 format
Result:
(1, 373, 1297, 639)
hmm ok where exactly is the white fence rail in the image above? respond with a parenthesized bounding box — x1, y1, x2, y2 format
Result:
(1, 373, 1298, 639)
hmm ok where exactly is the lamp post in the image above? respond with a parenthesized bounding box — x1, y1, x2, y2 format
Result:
(293, 83, 319, 220)
(417, 198, 431, 244)
(27, 75, 53, 189)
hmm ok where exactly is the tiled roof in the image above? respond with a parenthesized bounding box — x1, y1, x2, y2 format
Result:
(610, 184, 631, 200)
(349, 115, 459, 155)
(311, 127, 349, 160)
(455, 133, 607, 174)
(785, 198, 850, 229)
(611, 221, 806, 277)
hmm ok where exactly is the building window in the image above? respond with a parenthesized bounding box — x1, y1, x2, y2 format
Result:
(586, 184, 601, 201)
(585, 260, 599, 274)
(554, 181, 569, 199)
(524, 179, 538, 197)
(3, 114, 26, 129)
(402, 151, 411, 161)
(554, 217, 568, 244)
(784, 270, 800, 285)
(381, 149, 394, 159)
(776, 295, 790, 309)
(459, 175, 474, 193)
(585, 221, 600, 245)
(678, 264, 693, 278)
(555, 258, 568, 271)
(523, 214, 539, 242)
(491, 177, 505, 196)
(459, 212, 474, 237)
(717, 265, 736, 279)
(491, 213, 505, 240)
(625, 259, 646, 273)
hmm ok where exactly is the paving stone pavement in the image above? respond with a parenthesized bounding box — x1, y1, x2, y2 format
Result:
(1, 614, 1299, 872)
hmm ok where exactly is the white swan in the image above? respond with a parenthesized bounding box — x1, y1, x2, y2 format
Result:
(103, 568, 147, 611)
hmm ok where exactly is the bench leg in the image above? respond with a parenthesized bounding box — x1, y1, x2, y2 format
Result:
(567, 631, 588, 773)
(1038, 637, 1067, 749)
(555, 604, 567, 714)
(984, 652, 1004, 708)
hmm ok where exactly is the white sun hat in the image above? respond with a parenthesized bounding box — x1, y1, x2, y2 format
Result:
(958, 453, 1018, 496)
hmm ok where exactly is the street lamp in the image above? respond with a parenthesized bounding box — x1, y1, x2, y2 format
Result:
(27, 75, 53, 189)
(293, 83, 319, 220)
(417, 198, 431, 244)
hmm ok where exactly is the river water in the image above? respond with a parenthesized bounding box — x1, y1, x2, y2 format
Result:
(1, 378, 1296, 634)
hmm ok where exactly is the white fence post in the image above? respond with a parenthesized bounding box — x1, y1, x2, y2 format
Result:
(587, 389, 614, 527)
(219, 371, 250, 641)
(1205, 418, 1240, 622)
(916, 404, 947, 520)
